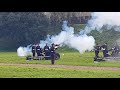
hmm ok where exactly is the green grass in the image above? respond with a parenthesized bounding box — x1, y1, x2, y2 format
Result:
(0, 65, 120, 78)
(0, 51, 120, 78)
(0, 52, 120, 67)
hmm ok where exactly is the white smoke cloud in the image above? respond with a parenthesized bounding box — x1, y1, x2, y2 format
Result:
(59, 21, 95, 53)
(39, 21, 95, 53)
(17, 12, 120, 56)
(80, 12, 120, 34)
(68, 35, 95, 53)
(17, 45, 32, 57)
(17, 20, 96, 56)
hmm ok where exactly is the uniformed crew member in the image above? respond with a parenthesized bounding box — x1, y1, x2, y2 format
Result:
(44, 43, 50, 60)
(101, 43, 108, 57)
(32, 44, 36, 57)
(50, 43, 56, 65)
(111, 47, 116, 57)
(94, 43, 100, 58)
(114, 45, 119, 56)
(36, 44, 43, 57)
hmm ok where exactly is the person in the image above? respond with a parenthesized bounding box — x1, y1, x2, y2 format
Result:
(111, 47, 116, 57)
(44, 43, 50, 60)
(114, 45, 119, 56)
(50, 43, 56, 65)
(94, 43, 100, 58)
(36, 44, 43, 57)
(101, 43, 109, 57)
(32, 44, 36, 57)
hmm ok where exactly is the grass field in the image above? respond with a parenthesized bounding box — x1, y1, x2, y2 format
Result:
(1, 65, 120, 78)
(0, 51, 120, 78)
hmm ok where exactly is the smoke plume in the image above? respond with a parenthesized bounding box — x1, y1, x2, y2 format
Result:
(17, 45, 32, 57)
(80, 12, 120, 34)
(36, 21, 95, 53)
(17, 12, 120, 56)
(17, 20, 95, 56)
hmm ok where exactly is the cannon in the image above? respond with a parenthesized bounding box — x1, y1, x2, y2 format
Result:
(26, 53, 60, 60)
(26, 44, 61, 60)
(94, 53, 120, 62)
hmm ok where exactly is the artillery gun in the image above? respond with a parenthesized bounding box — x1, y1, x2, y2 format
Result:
(26, 44, 60, 60)
(94, 52, 120, 62)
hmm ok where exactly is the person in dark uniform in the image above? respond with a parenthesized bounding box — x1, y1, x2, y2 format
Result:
(114, 45, 119, 56)
(101, 43, 108, 57)
(94, 43, 100, 58)
(36, 44, 43, 57)
(44, 43, 50, 60)
(32, 44, 36, 57)
(111, 47, 116, 57)
(50, 43, 56, 65)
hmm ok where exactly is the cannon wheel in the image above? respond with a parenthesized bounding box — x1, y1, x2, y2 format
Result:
(26, 56, 32, 60)
(55, 53, 60, 60)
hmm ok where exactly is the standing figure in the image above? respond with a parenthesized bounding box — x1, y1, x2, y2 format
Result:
(50, 43, 56, 65)
(94, 43, 100, 58)
(111, 47, 116, 57)
(32, 44, 36, 57)
(36, 44, 43, 57)
(44, 43, 50, 60)
(101, 43, 108, 57)
(114, 45, 119, 56)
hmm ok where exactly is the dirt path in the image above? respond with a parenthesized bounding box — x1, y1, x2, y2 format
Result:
(0, 63, 120, 71)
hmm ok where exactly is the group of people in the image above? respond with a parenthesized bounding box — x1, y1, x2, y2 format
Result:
(94, 43, 120, 58)
(31, 43, 57, 64)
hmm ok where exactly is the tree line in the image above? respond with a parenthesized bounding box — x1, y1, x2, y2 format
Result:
(0, 12, 91, 51)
